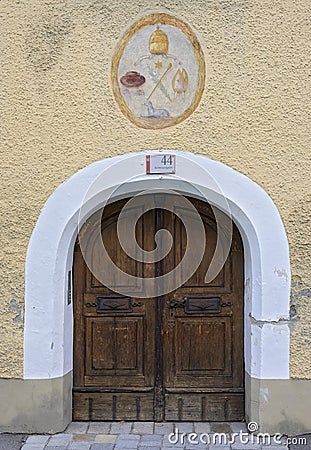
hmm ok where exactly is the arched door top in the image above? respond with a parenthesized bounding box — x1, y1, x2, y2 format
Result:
(24, 150, 290, 381)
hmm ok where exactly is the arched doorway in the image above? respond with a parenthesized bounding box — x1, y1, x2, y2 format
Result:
(24, 150, 290, 432)
(73, 195, 244, 421)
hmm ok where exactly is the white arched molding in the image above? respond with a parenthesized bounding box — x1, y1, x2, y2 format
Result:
(24, 150, 290, 383)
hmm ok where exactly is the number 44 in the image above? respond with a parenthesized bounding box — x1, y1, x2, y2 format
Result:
(161, 155, 173, 165)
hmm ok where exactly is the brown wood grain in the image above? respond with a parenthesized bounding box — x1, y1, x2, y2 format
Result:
(73, 196, 244, 421)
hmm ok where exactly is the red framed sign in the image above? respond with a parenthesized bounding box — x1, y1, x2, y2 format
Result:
(146, 154, 176, 174)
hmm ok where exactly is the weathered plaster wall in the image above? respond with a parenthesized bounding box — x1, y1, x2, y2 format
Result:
(0, 0, 310, 378)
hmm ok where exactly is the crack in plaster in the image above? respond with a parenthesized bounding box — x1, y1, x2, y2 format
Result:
(249, 313, 291, 327)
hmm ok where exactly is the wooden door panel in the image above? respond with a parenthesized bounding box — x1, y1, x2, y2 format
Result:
(85, 202, 154, 296)
(177, 317, 232, 374)
(164, 315, 234, 388)
(73, 392, 154, 421)
(85, 316, 143, 375)
(81, 298, 155, 389)
(89, 215, 143, 291)
(83, 302, 154, 388)
(165, 393, 244, 421)
(164, 204, 232, 293)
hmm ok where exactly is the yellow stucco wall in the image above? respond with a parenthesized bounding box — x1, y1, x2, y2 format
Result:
(0, 0, 310, 378)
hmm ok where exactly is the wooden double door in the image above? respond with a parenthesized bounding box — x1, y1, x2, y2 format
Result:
(73, 195, 244, 421)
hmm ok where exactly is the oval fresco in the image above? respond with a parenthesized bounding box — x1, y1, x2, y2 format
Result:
(111, 14, 205, 129)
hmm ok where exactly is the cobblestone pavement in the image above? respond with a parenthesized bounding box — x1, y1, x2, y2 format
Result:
(0, 433, 27, 449)
(17, 421, 295, 450)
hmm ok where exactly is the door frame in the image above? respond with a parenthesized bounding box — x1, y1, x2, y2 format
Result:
(24, 150, 291, 431)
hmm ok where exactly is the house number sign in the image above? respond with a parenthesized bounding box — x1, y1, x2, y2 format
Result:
(146, 154, 176, 174)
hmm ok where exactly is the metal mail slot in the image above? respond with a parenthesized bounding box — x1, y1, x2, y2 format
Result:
(96, 297, 132, 313)
(185, 297, 222, 314)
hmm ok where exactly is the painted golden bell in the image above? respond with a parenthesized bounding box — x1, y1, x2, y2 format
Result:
(149, 27, 169, 55)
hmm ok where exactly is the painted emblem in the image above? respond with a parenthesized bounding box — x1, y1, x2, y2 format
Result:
(111, 14, 205, 129)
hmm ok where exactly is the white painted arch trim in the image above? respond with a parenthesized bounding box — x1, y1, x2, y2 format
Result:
(24, 150, 291, 380)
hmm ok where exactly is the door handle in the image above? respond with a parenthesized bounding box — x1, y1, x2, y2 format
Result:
(168, 299, 186, 309)
(85, 298, 142, 312)
(168, 297, 233, 313)
(221, 301, 232, 308)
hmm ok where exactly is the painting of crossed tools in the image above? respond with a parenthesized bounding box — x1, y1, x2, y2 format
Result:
(111, 14, 205, 129)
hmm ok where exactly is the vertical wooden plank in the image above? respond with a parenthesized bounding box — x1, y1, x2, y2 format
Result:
(73, 248, 86, 387)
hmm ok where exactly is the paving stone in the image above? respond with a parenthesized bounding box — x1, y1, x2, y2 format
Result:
(50, 433, 73, 438)
(65, 422, 89, 434)
(132, 422, 154, 434)
(288, 433, 310, 449)
(173, 423, 194, 433)
(262, 446, 288, 450)
(117, 433, 140, 441)
(229, 433, 252, 443)
(209, 435, 230, 447)
(163, 433, 184, 447)
(275, 437, 290, 445)
(72, 434, 96, 442)
(110, 422, 133, 434)
(94, 434, 117, 444)
(21, 445, 46, 450)
(154, 423, 174, 435)
(231, 443, 261, 449)
(210, 423, 232, 434)
(258, 437, 280, 447)
(190, 446, 209, 449)
(90, 445, 114, 450)
(115, 442, 138, 449)
(88, 423, 112, 434)
(47, 434, 73, 446)
(228, 422, 247, 433)
(209, 446, 231, 450)
(163, 443, 186, 448)
(229, 434, 265, 447)
(161, 447, 185, 450)
(138, 447, 161, 450)
(26, 435, 50, 445)
(47, 439, 71, 447)
(0, 434, 27, 450)
(164, 428, 196, 446)
(194, 422, 211, 434)
(68, 442, 92, 449)
(45, 447, 68, 450)
(184, 437, 209, 449)
(140, 434, 162, 445)
(185, 445, 208, 450)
